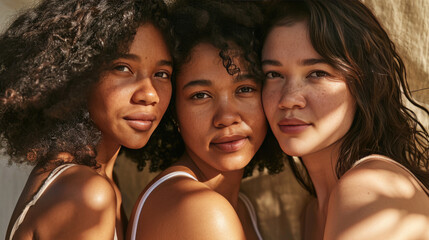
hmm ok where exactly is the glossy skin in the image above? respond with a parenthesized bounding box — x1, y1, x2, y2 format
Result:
(128, 43, 266, 240)
(176, 43, 266, 177)
(89, 23, 172, 151)
(7, 23, 172, 240)
(262, 21, 356, 161)
(262, 21, 429, 240)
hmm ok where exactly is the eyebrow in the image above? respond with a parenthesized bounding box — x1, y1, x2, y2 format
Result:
(301, 58, 329, 66)
(183, 79, 212, 89)
(261, 58, 329, 67)
(117, 53, 140, 61)
(261, 59, 282, 67)
(117, 54, 172, 67)
(182, 73, 258, 90)
(158, 59, 173, 67)
(234, 73, 258, 83)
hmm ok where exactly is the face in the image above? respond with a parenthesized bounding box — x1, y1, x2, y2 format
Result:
(88, 23, 172, 149)
(175, 43, 267, 173)
(262, 21, 356, 160)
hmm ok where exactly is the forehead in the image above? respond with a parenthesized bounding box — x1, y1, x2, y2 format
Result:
(176, 43, 250, 85)
(128, 23, 171, 60)
(262, 21, 320, 61)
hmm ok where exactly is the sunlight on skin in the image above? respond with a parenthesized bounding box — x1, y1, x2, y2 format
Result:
(342, 167, 417, 200)
(261, 22, 356, 161)
(340, 210, 429, 240)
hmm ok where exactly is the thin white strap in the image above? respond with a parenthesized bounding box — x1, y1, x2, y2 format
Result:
(114, 228, 118, 240)
(352, 154, 429, 195)
(238, 192, 263, 240)
(9, 164, 76, 240)
(130, 171, 197, 240)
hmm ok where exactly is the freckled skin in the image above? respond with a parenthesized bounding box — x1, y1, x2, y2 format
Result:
(128, 43, 266, 240)
(262, 20, 429, 240)
(262, 22, 356, 159)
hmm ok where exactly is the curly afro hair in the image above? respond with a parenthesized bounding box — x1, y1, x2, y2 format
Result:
(0, 0, 171, 168)
(125, 0, 285, 177)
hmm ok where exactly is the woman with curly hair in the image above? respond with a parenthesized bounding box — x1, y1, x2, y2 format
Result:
(126, 0, 284, 239)
(1, 0, 172, 239)
(261, 0, 429, 239)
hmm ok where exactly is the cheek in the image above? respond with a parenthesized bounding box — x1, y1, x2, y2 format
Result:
(156, 83, 173, 113)
(175, 98, 206, 136)
(262, 87, 280, 121)
(313, 87, 356, 137)
(177, 107, 209, 149)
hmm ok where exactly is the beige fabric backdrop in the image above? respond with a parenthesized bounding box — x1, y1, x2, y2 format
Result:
(0, 0, 428, 239)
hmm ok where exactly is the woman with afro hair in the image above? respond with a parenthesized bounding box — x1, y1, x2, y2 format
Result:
(127, 0, 284, 239)
(2, 0, 173, 239)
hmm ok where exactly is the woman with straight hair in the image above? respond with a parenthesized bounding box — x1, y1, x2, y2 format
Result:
(261, 0, 429, 239)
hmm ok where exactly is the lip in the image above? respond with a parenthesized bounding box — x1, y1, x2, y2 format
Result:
(277, 118, 311, 134)
(211, 135, 248, 153)
(124, 112, 156, 131)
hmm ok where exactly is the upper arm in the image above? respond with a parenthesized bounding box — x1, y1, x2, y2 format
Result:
(34, 166, 117, 240)
(131, 178, 246, 240)
(324, 160, 429, 240)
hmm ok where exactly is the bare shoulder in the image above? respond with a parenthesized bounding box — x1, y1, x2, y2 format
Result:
(133, 174, 245, 240)
(31, 165, 117, 240)
(325, 158, 429, 240)
(333, 158, 428, 201)
(47, 165, 116, 209)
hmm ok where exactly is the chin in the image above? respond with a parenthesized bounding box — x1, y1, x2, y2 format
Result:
(217, 156, 252, 171)
(124, 139, 150, 149)
(279, 145, 303, 157)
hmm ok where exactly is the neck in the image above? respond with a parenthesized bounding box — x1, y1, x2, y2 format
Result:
(180, 152, 244, 209)
(95, 138, 121, 180)
(301, 142, 341, 219)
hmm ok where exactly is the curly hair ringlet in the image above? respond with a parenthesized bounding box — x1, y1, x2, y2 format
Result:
(0, 0, 172, 169)
(126, 0, 286, 178)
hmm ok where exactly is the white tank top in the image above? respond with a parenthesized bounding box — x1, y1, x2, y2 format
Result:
(130, 171, 263, 240)
(8, 164, 119, 240)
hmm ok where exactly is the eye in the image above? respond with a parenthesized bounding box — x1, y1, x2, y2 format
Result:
(113, 64, 132, 73)
(265, 71, 283, 79)
(154, 71, 170, 79)
(308, 71, 330, 78)
(237, 86, 255, 93)
(191, 92, 210, 99)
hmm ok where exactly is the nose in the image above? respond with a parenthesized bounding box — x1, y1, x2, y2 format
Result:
(278, 79, 306, 110)
(131, 77, 159, 105)
(213, 97, 241, 128)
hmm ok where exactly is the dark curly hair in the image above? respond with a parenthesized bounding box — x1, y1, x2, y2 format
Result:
(127, 0, 285, 177)
(261, 0, 429, 195)
(0, 0, 171, 168)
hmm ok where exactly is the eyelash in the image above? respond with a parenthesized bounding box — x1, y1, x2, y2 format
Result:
(191, 92, 210, 100)
(113, 64, 132, 73)
(265, 71, 283, 79)
(237, 86, 256, 94)
(190, 85, 256, 100)
(308, 70, 330, 78)
(154, 71, 170, 79)
(264, 70, 332, 80)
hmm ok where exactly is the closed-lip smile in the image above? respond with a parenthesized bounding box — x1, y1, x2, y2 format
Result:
(211, 135, 248, 153)
(278, 118, 311, 134)
(124, 112, 156, 131)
